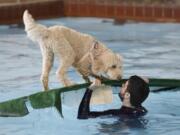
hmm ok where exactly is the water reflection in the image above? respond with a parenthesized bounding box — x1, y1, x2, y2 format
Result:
(97, 116, 148, 135)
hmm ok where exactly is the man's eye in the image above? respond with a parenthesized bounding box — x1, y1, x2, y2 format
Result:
(112, 65, 116, 69)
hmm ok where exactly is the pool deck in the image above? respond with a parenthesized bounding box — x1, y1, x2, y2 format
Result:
(0, 0, 180, 25)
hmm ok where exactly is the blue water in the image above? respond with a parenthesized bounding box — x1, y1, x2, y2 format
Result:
(0, 18, 180, 135)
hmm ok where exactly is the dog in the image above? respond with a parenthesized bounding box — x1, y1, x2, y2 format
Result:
(23, 10, 123, 91)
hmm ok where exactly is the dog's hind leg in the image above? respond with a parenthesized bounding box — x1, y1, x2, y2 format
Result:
(56, 58, 75, 86)
(41, 50, 54, 91)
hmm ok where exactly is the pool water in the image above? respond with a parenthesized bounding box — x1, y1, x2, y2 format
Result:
(0, 18, 180, 135)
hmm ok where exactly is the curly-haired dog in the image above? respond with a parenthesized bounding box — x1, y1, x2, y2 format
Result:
(23, 10, 123, 91)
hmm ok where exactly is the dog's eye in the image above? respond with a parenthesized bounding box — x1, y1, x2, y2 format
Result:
(111, 65, 116, 69)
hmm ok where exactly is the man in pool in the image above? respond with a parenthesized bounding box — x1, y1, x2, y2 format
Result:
(77, 75, 150, 119)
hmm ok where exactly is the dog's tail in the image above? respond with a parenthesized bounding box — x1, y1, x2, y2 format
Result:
(23, 10, 36, 32)
(23, 10, 48, 41)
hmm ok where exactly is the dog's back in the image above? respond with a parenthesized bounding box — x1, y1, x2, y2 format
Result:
(48, 25, 95, 61)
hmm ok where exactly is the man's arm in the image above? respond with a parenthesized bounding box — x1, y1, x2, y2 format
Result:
(77, 88, 120, 119)
(77, 88, 92, 119)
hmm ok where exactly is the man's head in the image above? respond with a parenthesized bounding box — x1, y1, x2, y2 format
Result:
(120, 75, 150, 107)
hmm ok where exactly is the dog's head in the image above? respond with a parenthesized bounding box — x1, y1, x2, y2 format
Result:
(91, 42, 123, 80)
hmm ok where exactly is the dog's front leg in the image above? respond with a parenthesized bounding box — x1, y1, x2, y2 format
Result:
(41, 51, 54, 91)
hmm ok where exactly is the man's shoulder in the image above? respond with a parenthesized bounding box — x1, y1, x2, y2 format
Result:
(120, 106, 148, 116)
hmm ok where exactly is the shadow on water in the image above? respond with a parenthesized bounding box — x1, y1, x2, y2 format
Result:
(96, 116, 149, 135)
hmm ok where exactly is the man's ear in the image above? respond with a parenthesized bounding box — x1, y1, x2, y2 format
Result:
(124, 92, 130, 99)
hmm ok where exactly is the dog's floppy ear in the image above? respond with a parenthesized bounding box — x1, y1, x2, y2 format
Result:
(93, 41, 99, 49)
(90, 41, 101, 59)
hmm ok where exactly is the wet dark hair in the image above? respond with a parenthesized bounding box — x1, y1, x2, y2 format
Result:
(127, 75, 150, 107)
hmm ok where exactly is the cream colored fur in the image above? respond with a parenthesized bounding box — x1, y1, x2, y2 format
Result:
(23, 10, 123, 91)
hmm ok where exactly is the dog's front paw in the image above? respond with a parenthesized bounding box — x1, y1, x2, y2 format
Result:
(94, 78, 102, 86)
(89, 79, 102, 90)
